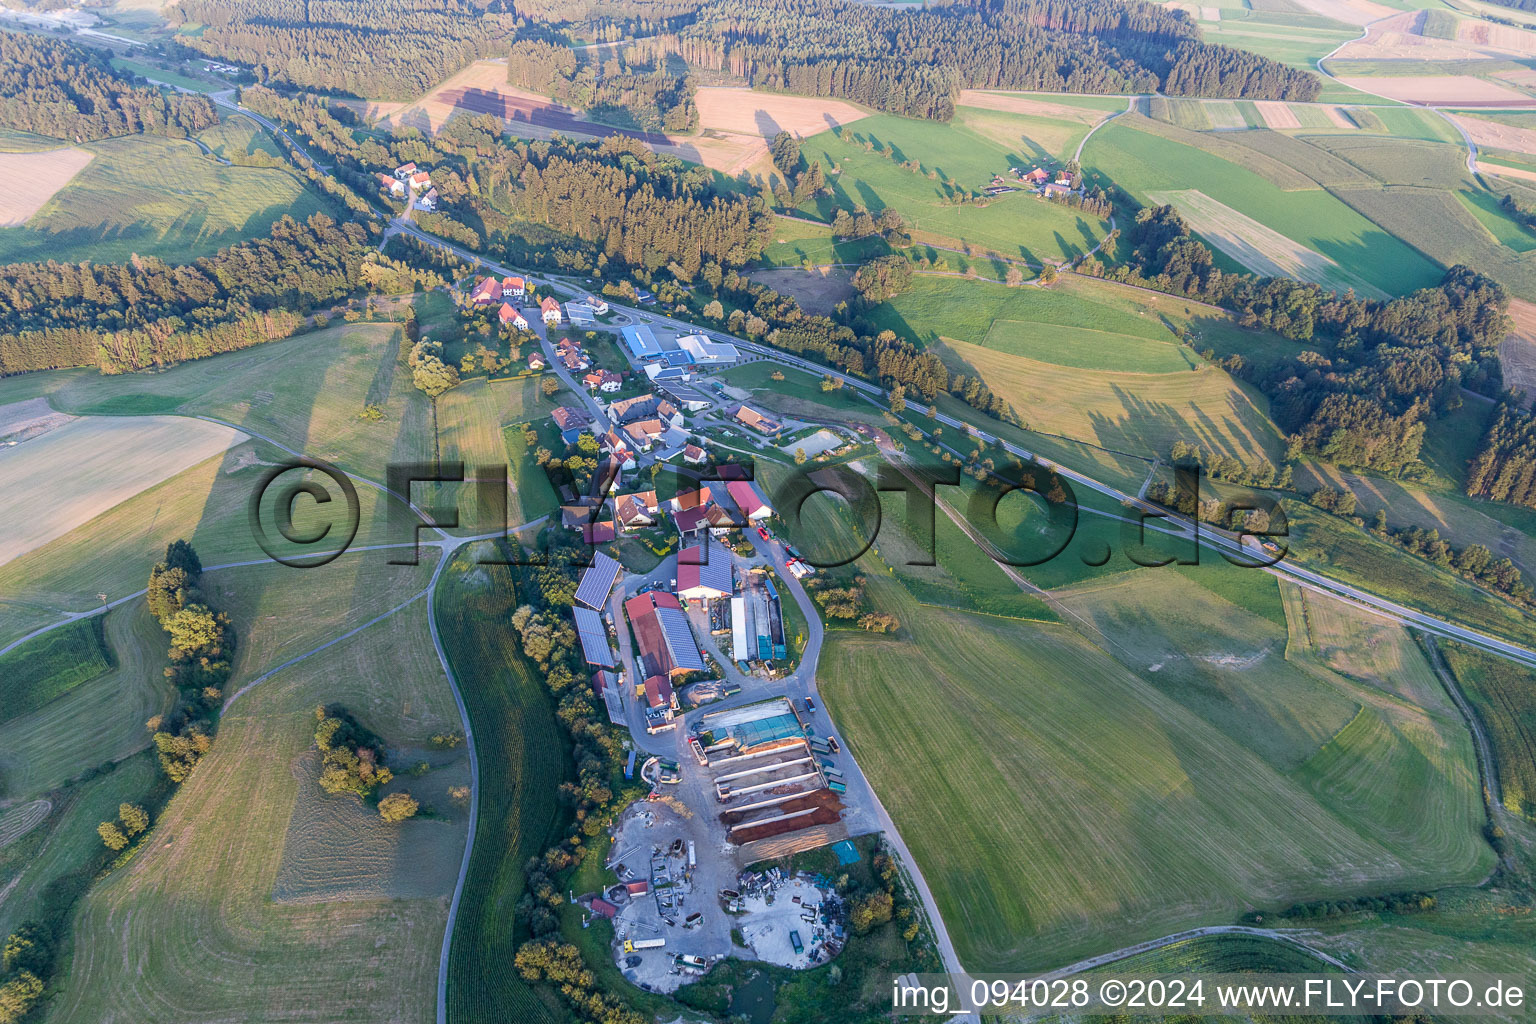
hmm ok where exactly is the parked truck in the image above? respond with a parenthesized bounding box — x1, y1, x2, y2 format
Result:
(789, 930, 804, 955)
(624, 938, 666, 952)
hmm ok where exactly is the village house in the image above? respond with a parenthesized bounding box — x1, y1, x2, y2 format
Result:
(677, 540, 734, 600)
(418, 187, 439, 211)
(608, 394, 681, 428)
(683, 443, 707, 465)
(528, 350, 547, 370)
(614, 491, 657, 530)
(585, 294, 609, 315)
(726, 479, 775, 521)
(498, 303, 528, 330)
(732, 403, 782, 435)
(394, 161, 417, 178)
(1043, 181, 1072, 197)
(377, 173, 405, 197)
(409, 170, 431, 190)
(600, 429, 637, 470)
(470, 277, 502, 305)
(540, 296, 563, 325)
(555, 337, 588, 370)
(597, 371, 622, 393)
(1023, 167, 1049, 185)
(503, 275, 526, 299)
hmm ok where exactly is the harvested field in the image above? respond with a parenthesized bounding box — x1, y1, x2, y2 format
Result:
(0, 147, 94, 226)
(0, 413, 246, 566)
(1323, 105, 1359, 129)
(273, 749, 466, 904)
(1334, 75, 1533, 105)
(1334, 10, 1512, 62)
(955, 90, 1116, 126)
(0, 799, 50, 850)
(695, 87, 867, 138)
(1146, 188, 1385, 297)
(1454, 113, 1536, 158)
(748, 267, 857, 315)
(1459, 18, 1536, 54)
(1205, 100, 1249, 130)
(1501, 298, 1536, 405)
(50, 596, 467, 1024)
(1293, 0, 1400, 24)
(1483, 162, 1536, 183)
(944, 336, 1284, 463)
(1256, 101, 1302, 129)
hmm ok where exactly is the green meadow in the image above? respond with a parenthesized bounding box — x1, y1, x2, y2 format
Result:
(1082, 120, 1445, 296)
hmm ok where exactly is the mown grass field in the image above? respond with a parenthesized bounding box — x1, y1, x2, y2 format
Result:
(0, 617, 109, 724)
(792, 112, 1111, 264)
(818, 567, 1491, 971)
(49, 583, 467, 1023)
(1088, 932, 1340, 973)
(1283, 500, 1536, 650)
(0, 130, 335, 264)
(946, 336, 1283, 464)
(0, 752, 160, 941)
(1441, 641, 1536, 821)
(435, 548, 572, 1024)
(0, 127, 71, 153)
(1459, 189, 1536, 252)
(759, 215, 893, 268)
(1082, 119, 1445, 296)
(0, 602, 173, 803)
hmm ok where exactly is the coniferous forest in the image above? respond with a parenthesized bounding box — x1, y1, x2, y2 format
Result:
(0, 34, 217, 141)
(167, 0, 1314, 110)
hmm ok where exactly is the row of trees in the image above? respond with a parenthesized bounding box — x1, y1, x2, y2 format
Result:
(0, 34, 216, 142)
(144, 540, 227, 783)
(0, 214, 461, 379)
(1081, 203, 1510, 477)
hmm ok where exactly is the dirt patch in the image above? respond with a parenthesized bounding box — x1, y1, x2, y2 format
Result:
(1501, 298, 1536, 407)
(695, 87, 866, 138)
(747, 267, 857, 315)
(0, 397, 74, 442)
(0, 147, 94, 226)
(1335, 75, 1534, 105)
(1146, 189, 1384, 297)
(956, 90, 1113, 126)
(1453, 113, 1536, 157)
(1256, 101, 1302, 130)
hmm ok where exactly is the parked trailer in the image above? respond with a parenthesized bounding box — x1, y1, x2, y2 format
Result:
(821, 765, 843, 779)
(827, 780, 847, 793)
(624, 750, 637, 780)
(624, 938, 666, 952)
(687, 841, 696, 868)
(789, 930, 804, 955)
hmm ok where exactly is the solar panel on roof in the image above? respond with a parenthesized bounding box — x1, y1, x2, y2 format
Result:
(573, 606, 616, 667)
(656, 607, 705, 672)
(575, 551, 621, 609)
